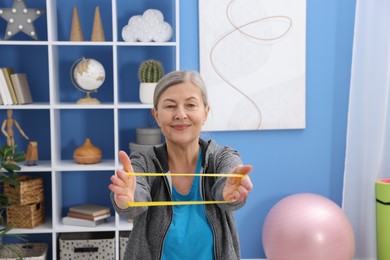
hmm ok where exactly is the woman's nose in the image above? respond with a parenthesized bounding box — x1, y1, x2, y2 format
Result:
(175, 106, 187, 119)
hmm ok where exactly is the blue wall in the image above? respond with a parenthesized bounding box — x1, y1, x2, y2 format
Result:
(180, 0, 356, 258)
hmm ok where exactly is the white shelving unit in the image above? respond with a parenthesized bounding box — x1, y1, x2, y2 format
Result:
(0, 0, 179, 259)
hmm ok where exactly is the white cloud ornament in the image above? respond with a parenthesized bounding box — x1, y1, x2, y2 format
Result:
(122, 9, 172, 42)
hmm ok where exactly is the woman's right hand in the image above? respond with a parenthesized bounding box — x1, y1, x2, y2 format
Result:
(108, 150, 136, 209)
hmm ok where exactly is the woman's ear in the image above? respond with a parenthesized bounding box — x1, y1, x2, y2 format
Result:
(205, 105, 210, 117)
(152, 108, 160, 126)
(203, 105, 210, 124)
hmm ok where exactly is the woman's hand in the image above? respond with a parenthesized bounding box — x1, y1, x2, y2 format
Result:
(108, 150, 136, 209)
(223, 165, 253, 202)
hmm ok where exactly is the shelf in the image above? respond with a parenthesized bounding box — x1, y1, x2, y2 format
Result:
(116, 42, 178, 47)
(47, 41, 178, 47)
(118, 218, 134, 230)
(54, 160, 115, 171)
(118, 103, 153, 109)
(54, 103, 115, 109)
(55, 216, 117, 233)
(18, 161, 52, 172)
(0, 0, 179, 259)
(0, 41, 49, 46)
(0, 103, 51, 109)
(6, 218, 53, 235)
(51, 41, 115, 46)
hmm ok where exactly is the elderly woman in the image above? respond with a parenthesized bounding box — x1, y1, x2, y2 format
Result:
(109, 70, 253, 260)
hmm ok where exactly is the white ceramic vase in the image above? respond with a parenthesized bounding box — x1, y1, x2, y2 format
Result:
(139, 82, 157, 104)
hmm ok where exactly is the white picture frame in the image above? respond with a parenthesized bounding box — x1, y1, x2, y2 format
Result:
(199, 0, 306, 131)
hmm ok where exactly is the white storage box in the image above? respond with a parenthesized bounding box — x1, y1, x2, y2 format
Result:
(59, 232, 115, 260)
(119, 231, 131, 260)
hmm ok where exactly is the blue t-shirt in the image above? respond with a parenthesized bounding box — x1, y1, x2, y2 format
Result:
(162, 151, 214, 260)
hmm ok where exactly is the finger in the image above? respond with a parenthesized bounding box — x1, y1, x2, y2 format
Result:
(240, 176, 254, 191)
(108, 183, 122, 194)
(115, 194, 130, 202)
(108, 183, 129, 196)
(230, 190, 241, 201)
(115, 168, 129, 183)
(233, 165, 253, 175)
(227, 165, 252, 185)
(224, 192, 236, 202)
(110, 174, 126, 187)
(119, 150, 134, 173)
(237, 185, 249, 199)
(227, 176, 241, 185)
(109, 175, 127, 191)
(113, 193, 130, 209)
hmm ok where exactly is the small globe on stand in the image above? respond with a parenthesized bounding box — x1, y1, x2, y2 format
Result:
(71, 57, 106, 104)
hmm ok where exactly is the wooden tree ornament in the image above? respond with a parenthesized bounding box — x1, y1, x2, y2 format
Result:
(25, 141, 38, 166)
(91, 6, 105, 41)
(70, 6, 83, 41)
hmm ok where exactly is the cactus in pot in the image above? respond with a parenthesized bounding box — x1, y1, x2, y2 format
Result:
(138, 60, 164, 104)
(138, 60, 164, 83)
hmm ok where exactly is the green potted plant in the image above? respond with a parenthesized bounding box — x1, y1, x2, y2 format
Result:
(138, 59, 164, 104)
(0, 144, 25, 257)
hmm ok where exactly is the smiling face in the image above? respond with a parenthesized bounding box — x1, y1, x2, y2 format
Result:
(152, 81, 210, 147)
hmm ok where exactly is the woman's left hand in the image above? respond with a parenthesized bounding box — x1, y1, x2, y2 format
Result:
(223, 165, 253, 202)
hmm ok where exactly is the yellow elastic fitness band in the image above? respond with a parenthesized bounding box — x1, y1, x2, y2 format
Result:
(126, 172, 246, 178)
(125, 172, 245, 207)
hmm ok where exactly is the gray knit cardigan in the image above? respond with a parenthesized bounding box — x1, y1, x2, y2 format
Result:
(111, 138, 247, 260)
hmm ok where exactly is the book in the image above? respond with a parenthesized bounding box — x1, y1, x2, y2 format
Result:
(62, 216, 106, 227)
(0, 68, 13, 105)
(69, 204, 110, 217)
(1, 68, 17, 104)
(10, 73, 33, 104)
(67, 211, 111, 221)
(0, 79, 7, 105)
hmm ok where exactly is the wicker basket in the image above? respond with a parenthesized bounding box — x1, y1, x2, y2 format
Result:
(0, 243, 49, 260)
(3, 175, 44, 205)
(0, 243, 48, 260)
(6, 202, 45, 228)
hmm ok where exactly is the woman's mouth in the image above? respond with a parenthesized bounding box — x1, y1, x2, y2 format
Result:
(171, 124, 190, 131)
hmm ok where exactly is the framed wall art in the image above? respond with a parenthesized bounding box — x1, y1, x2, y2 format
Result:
(199, 0, 306, 131)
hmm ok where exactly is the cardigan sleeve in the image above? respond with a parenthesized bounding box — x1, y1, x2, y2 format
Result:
(211, 145, 248, 211)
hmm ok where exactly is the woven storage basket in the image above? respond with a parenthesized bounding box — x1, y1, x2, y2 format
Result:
(3, 175, 44, 205)
(0, 243, 48, 260)
(6, 201, 45, 228)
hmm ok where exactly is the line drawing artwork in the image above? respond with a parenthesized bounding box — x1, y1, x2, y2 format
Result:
(199, 0, 306, 131)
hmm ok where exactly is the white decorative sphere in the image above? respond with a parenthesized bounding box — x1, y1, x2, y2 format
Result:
(73, 58, 105, 92)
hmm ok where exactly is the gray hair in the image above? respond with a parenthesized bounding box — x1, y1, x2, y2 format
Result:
(153, 70, 209, 109)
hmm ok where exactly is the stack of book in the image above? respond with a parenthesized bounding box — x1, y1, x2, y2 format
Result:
(0, 67, 33, 105)
(62, 203, 111, 227)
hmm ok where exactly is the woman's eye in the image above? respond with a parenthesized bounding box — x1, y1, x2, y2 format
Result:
(165, 105, 175, 109)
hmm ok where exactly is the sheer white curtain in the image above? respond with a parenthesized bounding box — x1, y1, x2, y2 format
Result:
(342, 1, 390, 259)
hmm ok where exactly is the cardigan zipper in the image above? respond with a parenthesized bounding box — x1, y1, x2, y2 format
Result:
(157, 163, 173, 260)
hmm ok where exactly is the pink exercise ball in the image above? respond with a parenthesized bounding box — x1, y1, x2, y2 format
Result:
(262, 193, 355, 260)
